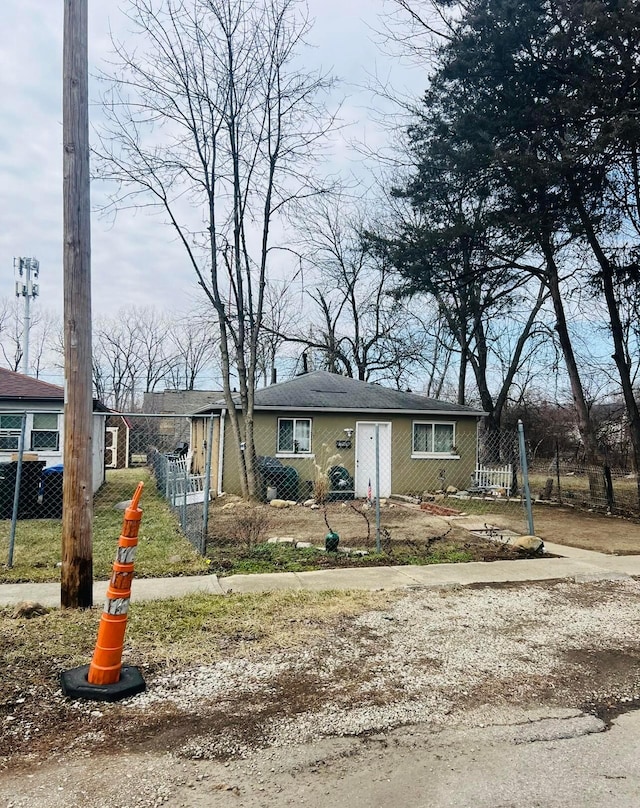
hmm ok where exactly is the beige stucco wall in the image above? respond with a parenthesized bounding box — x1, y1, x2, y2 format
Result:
(211, 409, 479, 499)
(190, 415, 220, 494)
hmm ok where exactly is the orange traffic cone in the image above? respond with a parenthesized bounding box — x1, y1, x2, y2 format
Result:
(60, 483, 146, 702)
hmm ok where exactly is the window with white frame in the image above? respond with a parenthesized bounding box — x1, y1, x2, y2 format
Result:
(0, 415, 22, 451)
(30, 413, 60, 451)
(412, 421, 456, 456)
(277, 418, 311, 454)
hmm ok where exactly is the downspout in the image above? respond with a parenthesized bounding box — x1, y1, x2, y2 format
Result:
(217, 408, 226, 496)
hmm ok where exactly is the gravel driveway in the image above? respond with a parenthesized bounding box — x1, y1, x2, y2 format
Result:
(2, 577, 640, 807)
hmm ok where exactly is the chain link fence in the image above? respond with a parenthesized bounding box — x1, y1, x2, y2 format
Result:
(197, 418, 535, 554)
(106, 413, 210, 553)
(7, 404, 634, 572)
(528, 458, 640, 514)
(0, 412, 209, 571)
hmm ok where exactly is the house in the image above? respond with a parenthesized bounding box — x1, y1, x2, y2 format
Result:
(190, 371, 486, 500)
(0, 367, 107, 493)
(142, 389, 223, 454)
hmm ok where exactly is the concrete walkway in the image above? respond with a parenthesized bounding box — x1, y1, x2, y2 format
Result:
(2, 541, 640, 608)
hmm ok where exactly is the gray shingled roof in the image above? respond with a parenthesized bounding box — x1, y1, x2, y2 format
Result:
(142, 389, 224, 415)
(196, 371, 485, 416)
(0, 367, 64, 400)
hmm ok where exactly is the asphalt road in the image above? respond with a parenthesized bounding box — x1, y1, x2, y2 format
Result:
(198, 707, 640, 808)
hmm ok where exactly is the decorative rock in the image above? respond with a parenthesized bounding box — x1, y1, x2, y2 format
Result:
(296, 541, 313, 549)
(391, 494, 421, 505)
(267, 537, 296, 545)
(269, 499, 292, 509)
(310, 504, 320, 510)
(351, 550, 369, 557)
(303, 499, 316, 507)
(446, 485, 458, 494)
(513, 535, 544, 553)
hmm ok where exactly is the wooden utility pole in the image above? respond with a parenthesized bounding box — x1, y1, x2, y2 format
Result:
(62, 0, 93, 608)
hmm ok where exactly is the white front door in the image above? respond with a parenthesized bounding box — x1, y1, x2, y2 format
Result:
(105, 427, 118, 469)
(355, 422, 392, 498)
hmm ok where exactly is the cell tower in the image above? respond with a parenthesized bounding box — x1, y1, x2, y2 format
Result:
(14, 256, 40, 376)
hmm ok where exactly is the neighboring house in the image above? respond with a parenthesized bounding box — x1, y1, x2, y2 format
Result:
(0, 367, 107, 493)
(142, 389, 223, 454)
(190, 370, 486, 500)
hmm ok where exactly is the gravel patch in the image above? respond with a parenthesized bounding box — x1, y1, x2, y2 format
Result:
(3, 579, 640, 807)
(123, 578, 640, 759)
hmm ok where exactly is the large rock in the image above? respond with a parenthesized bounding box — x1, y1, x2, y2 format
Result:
(269, 499, 297, 509)
(513, 535, 544, 553)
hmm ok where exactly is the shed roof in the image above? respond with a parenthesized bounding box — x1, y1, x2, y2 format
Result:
(195, 371, 486, 417)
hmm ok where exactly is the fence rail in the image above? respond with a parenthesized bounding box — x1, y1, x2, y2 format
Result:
(149, 449, 211, 552)
(474, 463, 513, 495)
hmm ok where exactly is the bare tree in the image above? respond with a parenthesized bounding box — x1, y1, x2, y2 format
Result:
(0, 297, 25, 372)
(96, 0, 334, 497)
(93, 315, 144, 409)
(133, 306, 174, 394)
(0, 296, 58, 377)
(30, 310, 61, 379)
(286, 196, 438, 389)
(167, 311, 221, 390)
(255, 280, 302, 386)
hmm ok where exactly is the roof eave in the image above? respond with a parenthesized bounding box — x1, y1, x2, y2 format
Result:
(193, 404, 487, 417)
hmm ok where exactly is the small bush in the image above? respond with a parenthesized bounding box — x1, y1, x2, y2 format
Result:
(228, 506, 271, 551)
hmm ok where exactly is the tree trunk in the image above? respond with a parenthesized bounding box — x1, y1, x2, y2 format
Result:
(570, 191, 640, 507)
(540, 237, 601, 463)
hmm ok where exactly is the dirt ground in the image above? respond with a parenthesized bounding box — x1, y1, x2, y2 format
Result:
(207, 498, 529, 563)
(475, 502, 640, 555)
(209, 496, 640, 556)
(209, 498, 474, 546)
(2, 579, 640, 807)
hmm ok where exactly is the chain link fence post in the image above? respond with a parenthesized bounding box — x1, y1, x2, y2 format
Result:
(518, 419, 535, 535)
(201, 415, 215, 556)
(7, 413, 27, 568)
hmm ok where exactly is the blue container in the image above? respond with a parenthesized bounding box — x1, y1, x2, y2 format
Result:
(39, 464, 64, 517)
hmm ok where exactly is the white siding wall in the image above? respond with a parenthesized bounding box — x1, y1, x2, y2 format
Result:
(0, 401, 106, 493)
(92, 414, 106, 492)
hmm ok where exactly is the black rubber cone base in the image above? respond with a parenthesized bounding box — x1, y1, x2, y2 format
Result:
(60, 664, 146, 702)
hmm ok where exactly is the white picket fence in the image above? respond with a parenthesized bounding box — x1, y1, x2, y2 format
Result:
(168, 456, 210, 505)
(474, 463, 513, 495)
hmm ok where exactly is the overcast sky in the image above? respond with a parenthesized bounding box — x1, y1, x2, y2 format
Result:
(1, 0, 424, 323)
